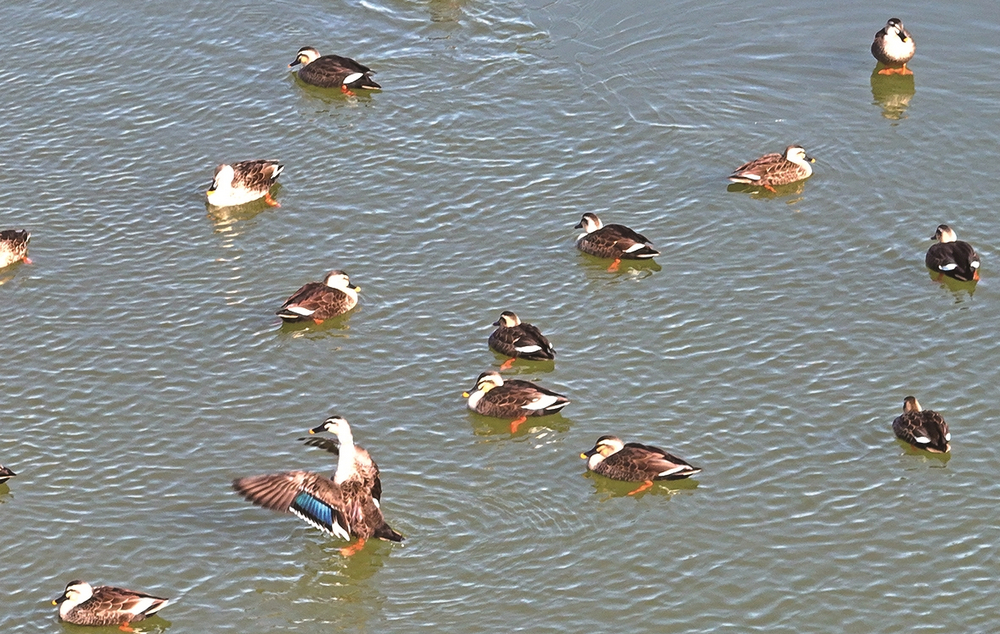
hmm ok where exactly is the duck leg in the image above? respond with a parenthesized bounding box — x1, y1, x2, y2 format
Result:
(341, 85, 357, 97)
(607, 258, 621, 272)
(509, 415, 528, 433)
(340, 538, 366, 557)
(499, 357, 516, 371)
(627, 480, 654, 496)
(878, 64, 912, 76)
(264, 192, 280, 207)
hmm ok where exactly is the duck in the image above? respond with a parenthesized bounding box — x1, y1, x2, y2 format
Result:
(52, 580, 170, 627)
(0, 464, 15, 484)
(489, 311, 555, 370)
(582, 435, 701, 495)
(574, 213, 660, 271)
(925, 224, 980, 282)
(463, 371, 569, 433)
(276, 270, 360, 324)
(0, 229, 31, 268)
(232, 416, 403, 556)
(728, 145, 815, 192)
(206, 160, 283, 208)
(289, 47, 381, 96)
(892, 396, 950, 453)
(872, 18, 915, 75)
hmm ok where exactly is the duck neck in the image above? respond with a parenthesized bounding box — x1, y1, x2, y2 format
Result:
(334, 428, 356, 485)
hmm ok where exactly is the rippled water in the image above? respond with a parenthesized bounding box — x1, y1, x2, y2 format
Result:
(4, 0, 1000, 631)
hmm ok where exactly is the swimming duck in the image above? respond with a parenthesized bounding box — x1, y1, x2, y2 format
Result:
(276, 270, 360, 324)
(892, 396, 950, 453)
(574, 213, 660, 271)
(52, 580, 170, 627)
(728, 145, 815, 192)
(0, 464, 15, 484)
(582, 435, 701, 495)
(0, 229, 31, 268)
(463, 371, 569, 433)
(872, 18, 915, 75)
(206, 160, 283, 208)
(232, 416, 403, 555)
(289, 47, 381, 96)
(925, 224, 980, 282)
(489, 311, 555, 370)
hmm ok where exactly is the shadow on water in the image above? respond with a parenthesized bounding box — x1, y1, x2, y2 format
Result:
(576, 253, 661, 281)
(276, 311, 357, 339)
(582, 472, 700, 500)
(726, 180, 809, 200)
(895, 439, 951, 467)
(466, 411, 573, 437)
(205, 184, 283, 231)
(926, 270, 977, 302)
(870, 69, 915, 120)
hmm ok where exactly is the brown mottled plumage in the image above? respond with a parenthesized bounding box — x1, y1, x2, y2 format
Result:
(52, 580, 170, 626)
(232, 417, 402, 549)
(574, 213, 659, 261)
(728, 145, 815, 191)
(892, 396, 950, 453)
(289, 47, 381, 93)
(582, 436, 701, 482)
(0, 229, 30, 268)
(488, 311, 555, 363)
(206, 160, 283, 207)
(277, 270, 360, 324)
(925, 224, 980, 282)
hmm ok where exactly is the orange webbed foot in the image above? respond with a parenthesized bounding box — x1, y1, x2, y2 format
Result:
(264, 192, 280, 207)
(340, 538, 366, 557)
(499, 358, 516, 371)
(341, 85, 357, 97)
(627, 480, 654, 496)
(22, 257, 32, 265)
(509, 416, 528, 433)
(118, 624, 135, 633)
(312, 318, 325, 325)
(607, 258, 621, 272)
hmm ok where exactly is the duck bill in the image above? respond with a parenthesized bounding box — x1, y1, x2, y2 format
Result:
(348, 283, 360, 292)
(573, 221, 584, 229)
(308, 424, 326, 434)
(461, 392, 471, 398)
(581, 448, 597, 459)
(52, 595, 67, 606)
(288, 60, 301, 68)
(805, 156, 816, 163)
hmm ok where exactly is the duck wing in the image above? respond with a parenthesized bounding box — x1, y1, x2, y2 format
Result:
(232, 470, 351, 540)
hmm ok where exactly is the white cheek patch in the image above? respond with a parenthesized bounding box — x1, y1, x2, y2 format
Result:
(523, 394, 559, 410)
(343, 72, 363, 85)
(516, 345, 542, 353)
(914, 436, 931, 444)
(288, 305, 314, 316)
